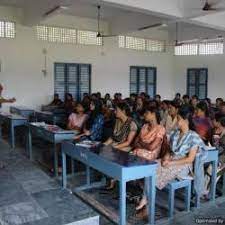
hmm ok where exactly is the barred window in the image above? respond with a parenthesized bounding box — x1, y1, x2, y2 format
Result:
(37, 25, 76, 44)
(199, 41, 223, 55)
(118, 35, 165, 52)
(175, 38, 224, 56)
(0, 21, 15, 38)
(126, 36, 146, 50)
(77, 30, 102, 46)
(175, 44, 198, 56)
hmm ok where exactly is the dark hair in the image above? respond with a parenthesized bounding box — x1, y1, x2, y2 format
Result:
(144, 105, 161, 124)
(196, 101, 209, 117)
(65, 93, 73, 101)
(214, 112, 225, 122)
(219, 117, 225, 127)
(176, 93, 181, 97)
(86, 100, 102, 129)
(183, 94, 189, 99)
(169, 100, 180, 109)
(155, 94, 161, 99)
(192, 95, 199, 100)
(116, 102, 131, 117)
(216, 98, 223, 103)
(178, 105, 195, 131)
(162, 100, 170, 106)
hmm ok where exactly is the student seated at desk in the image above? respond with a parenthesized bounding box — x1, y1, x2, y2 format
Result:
(211, 114, 225, 181)
(64, 93, 76, 116)
(193, 101, 212, 145)
(74, 100, 104, 141)
(133, 105, 165, 161)
(104, 102, 138, 152)
(136, 106, 206, 219)
(67, 102, 88, 133)
(48, 93, 63, 106)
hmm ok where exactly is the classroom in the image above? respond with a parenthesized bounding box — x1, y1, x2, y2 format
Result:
(0, 0, 225, 225)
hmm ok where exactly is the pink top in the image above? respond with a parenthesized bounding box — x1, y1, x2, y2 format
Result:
(68, 113, 88, 129)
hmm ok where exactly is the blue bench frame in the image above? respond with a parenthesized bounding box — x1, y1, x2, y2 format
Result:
(61, 141, 158, 225)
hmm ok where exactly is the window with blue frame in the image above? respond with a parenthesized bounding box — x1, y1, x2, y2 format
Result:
(130, 66, 157, 97)
(187, 68, 208, 99)
(54, 63, 91, 101)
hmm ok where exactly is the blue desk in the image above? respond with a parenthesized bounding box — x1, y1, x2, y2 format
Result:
(0, 112, 27, 149)
(35, 111, 67, 125)
(61, 142, 158, 225)
(27, 123, 75, 176)
(10, 106, 34, 119)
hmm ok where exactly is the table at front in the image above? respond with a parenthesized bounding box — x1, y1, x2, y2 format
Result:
(10, 106, 34, 119)
(0, 113, 27, 149)
(27, 123, 75, 176)
(61, 142, 158, 225)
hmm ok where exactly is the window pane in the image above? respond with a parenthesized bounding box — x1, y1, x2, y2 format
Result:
(147, 68, 155, 83)
(147, 85, 155, 98)
(126, 36, 145, 51)
(199, 70, 207, 84)
(0, 21, 4, 37)
(188, 70, 196, 84)
(188, 86, 196, 96)
(199, 42, 223, 55)
(130, 68, 138, 94)
(199, 85, 206, 99)
(5, 22, 15, 38)
(67, 65, 78, 83)
(77, 30, 102, 45)
(79, 65, 90, 97)
(175, 44, 198, 56)
(55, 64, 66, 100)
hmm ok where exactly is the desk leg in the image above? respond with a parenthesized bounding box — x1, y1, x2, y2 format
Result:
(119, 181, 126, 225)
(10, 121, 15, 149)
(62, 152, 67, 189)
(54, 143, 58, 177)
(71, 159, 75, 176)
(210, 161, 217, 201)
(28, 128, 33, 160)
(222, 174, 225, 196)
(145, 176, 156, 225)
(86, 166, 91, 186)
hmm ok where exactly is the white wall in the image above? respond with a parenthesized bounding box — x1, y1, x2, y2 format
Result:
(174, 54, 225, 100)
(0, 6, 175, 111)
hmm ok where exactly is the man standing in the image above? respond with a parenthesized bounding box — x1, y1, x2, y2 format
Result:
(0, 83, 16, 108)
(0, 83, 16, 168)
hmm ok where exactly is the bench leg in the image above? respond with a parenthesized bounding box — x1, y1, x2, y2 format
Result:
(168, 187, 175, 218)
(185, 183, 191, 212)
(62, 152, 67, 189)
(210, 161, 217, 201)
(222, 174, 225, 196)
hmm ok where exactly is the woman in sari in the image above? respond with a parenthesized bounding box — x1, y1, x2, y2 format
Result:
(133, 105, 166, 161)
(104, 102, 138, 151)
(136, 105, 206, 219)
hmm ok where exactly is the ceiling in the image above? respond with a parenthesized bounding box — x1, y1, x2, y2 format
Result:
(0, 0, 225, 39)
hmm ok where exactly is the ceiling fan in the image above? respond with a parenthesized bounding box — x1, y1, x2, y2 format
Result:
(96, 5, 117, 38)
(191, 0, 225, 12)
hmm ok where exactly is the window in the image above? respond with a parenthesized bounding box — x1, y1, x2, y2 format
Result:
(77, 30, 102, 45)
(37, 26, 77, 44)
(36, 25, 102, 46)
(187, 68, 208, 99)
(119, 36, 165, 52)
(199, 41, 223, 55)
(175, 38, 224, 56)
(130, 66, 157, 97)
(175, 43, 198, 56)
(0, 21, 15, 38)
(54, 63, 91, 100)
